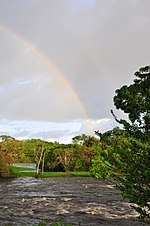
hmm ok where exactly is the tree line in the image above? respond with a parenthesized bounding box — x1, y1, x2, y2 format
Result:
(0, 134, 100, 176)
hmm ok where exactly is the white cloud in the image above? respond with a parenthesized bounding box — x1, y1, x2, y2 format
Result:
(76, 118, 117, 137)
(0, 118, 117, 143)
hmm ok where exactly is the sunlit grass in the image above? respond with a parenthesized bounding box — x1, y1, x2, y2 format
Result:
(10, 166, 90, 178)
(10, 166, 36, 177)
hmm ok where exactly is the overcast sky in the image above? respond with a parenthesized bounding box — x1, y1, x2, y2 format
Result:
(0, 0, 150, 143)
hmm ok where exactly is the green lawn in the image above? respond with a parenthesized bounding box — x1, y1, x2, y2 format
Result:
(10, 166, 90, 178)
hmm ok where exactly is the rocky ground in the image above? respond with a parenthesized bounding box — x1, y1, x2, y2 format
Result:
(0, 177, 149, 226)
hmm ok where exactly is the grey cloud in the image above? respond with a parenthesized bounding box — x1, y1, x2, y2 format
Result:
(0, 0, 149, 140)
(29, 130, 70, 140)
(13, 130, 30, 138)
(0, 131, 11, 136)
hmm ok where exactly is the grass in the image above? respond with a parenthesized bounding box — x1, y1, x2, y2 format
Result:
(1, 219, 73, 226)
(10, 166, 90, 178)
(10, 166, 37, 177)
(33, 219, 72, 226)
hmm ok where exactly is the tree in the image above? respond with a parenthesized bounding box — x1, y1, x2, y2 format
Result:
(72, 134, 99, 146)
(32, 139, 48, 175)
(24, 138, 48, 175)
(72, 134, 89, 145)
(0, 136, 28, 177)
(91, 66, 150, 219)
(0, 135, 15, 141)
(112, 66, 150, 139)
(0, 136, 15, 177)
(72, 135, 99, 171)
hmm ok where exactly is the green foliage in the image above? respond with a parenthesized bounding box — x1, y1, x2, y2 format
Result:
(91, 129, 150, 219)
(0, 135, 96, 178)
(43, 139, 97, 172)
(0, 131, 99, 178)
(90, 155, 113, 179)
(51, 220, 72, 226)
(91, 66, 150, 219)
(0, 137, 14, 177)
(113, 66, 150, 139)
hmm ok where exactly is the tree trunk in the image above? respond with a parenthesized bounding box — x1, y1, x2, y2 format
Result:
(42, 152, 46, 173)
(36, 146, 45, 175)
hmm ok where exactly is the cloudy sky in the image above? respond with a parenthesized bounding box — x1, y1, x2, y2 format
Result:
(0, 0, 150, 143)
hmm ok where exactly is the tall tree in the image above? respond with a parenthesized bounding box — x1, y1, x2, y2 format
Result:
(91, 66, 150, 219)
(112, 65, 150, 139)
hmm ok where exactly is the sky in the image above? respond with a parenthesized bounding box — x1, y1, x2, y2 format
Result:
(0, 0, 150, 143)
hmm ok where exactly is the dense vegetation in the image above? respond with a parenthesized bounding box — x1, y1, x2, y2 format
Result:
(0, 134, 99, 177)
(91, 66, 150, 219)
(0, 66, 149, 219)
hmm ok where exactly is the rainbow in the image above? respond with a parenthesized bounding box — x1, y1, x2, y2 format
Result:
(0, 23, 88, 119)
